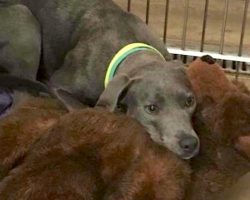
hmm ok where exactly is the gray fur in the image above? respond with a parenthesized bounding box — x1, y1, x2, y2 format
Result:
(0, 4, 41, 80)
(97, 56, 199, 159)
(3, 0, 199, 158)
(8, 0, 171, 105)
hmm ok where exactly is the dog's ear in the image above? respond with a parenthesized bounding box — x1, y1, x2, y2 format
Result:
(96, 74, 136, 112)
(0, 74, 51, 97)
(52, 88, 87, 112)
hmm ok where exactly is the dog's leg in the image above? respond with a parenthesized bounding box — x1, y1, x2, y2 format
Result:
(0, 4, 41, 80)
(49, 45, 102, 107)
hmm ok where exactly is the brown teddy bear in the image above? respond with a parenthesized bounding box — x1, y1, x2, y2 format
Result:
(185, 56, 250, 200)
(0, 108, 190, 200)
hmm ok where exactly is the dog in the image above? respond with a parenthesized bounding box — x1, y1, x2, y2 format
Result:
(0, 4, 41, 80)
(1, 0, 199, 158)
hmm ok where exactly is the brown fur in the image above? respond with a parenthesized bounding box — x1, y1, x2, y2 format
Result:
(187, 57, 237, 106)
(236, 136, 250, 160)
(217, 172, 250, 200)
(185, 57, 250, 200)
(232, 79, 250, 95)
(0, 108, 190, 200)
(231, 79, 250, 159)
(187, 57, 250, 154)
(204, 91, 250, 142)
(0, 93, 66, 179)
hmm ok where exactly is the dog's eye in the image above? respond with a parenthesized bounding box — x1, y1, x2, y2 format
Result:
(185, 95, 195, 107)
(0, 90, 13, 116)
(144, 104, 159, 114)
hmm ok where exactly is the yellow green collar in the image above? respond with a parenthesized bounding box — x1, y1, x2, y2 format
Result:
(104, 43, 164, 88)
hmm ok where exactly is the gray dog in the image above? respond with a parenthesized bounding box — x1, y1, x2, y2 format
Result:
(2, 0, 199, 159)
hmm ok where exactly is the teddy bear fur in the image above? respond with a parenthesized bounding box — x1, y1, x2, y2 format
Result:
(185, 56, 250, 200)
(216, 172, 250, 200)
(0, 92, 66, 180)
(0, 108, 191, 200)
(188, 56, 250, 157)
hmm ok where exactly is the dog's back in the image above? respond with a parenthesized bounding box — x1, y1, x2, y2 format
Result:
(14, 0, 170, 105)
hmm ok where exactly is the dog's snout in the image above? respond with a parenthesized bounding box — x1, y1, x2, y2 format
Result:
(179, 135, 198, 153)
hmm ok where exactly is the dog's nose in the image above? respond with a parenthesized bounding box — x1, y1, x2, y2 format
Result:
(179, 135, 198, 153)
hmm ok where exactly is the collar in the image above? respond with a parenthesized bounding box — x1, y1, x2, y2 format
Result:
(104, 43, 164, 88)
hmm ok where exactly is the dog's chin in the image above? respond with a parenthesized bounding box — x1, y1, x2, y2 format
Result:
(179, 148, 200, 160)
(164, 146, 199, 160)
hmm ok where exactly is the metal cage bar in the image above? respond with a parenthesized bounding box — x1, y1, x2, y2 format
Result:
(238, 0, 249, 57)
(200, 0, 209, 52)
(145, 0, 151, 24)
(181, 0, 190, 50)
(127, 0, 131, 12)
(236, 0, 249, 79)
(219, 0, 229, 54)
(120, 0, 250, 76)
(163, 0, 170, 44)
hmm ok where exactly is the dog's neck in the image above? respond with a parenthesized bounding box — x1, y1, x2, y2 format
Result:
(115, 50, 166, 77)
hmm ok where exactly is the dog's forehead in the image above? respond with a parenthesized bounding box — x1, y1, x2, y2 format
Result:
(130, 76, 192, 102)
(145, 64, 188, 80)
(138, 69, 191, 91)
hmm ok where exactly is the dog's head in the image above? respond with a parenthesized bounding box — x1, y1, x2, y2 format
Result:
(96, 60, 199, 159)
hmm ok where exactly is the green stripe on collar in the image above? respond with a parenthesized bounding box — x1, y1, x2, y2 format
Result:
(104, 43, 165, 88)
